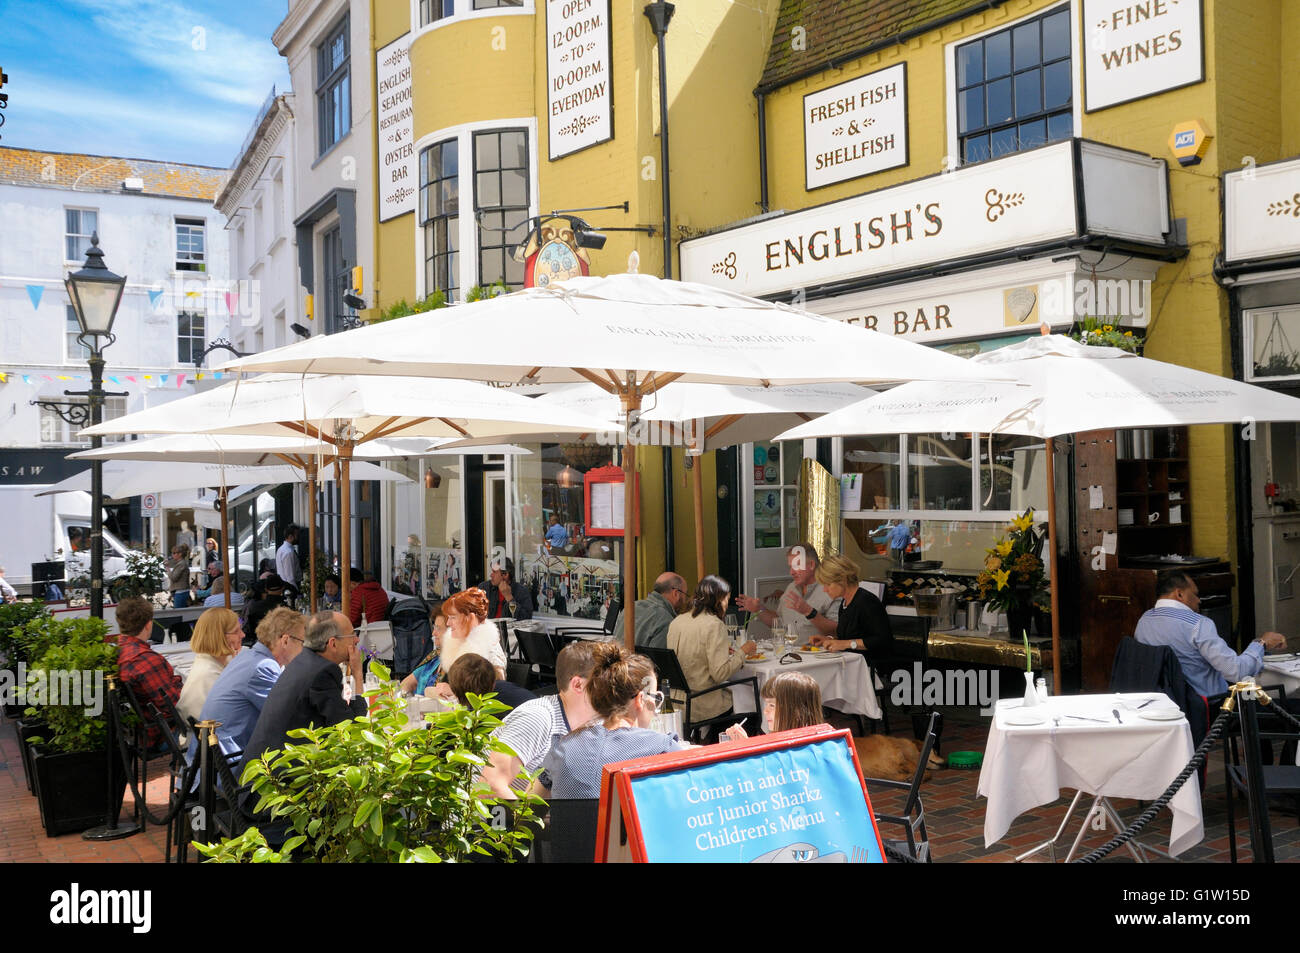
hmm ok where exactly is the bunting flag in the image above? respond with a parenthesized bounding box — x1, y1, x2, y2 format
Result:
(224, 291, 238, 314)
(214, 371, 223, 380)
(108, 376, 121, 385)
(0, 372, 7, 383)
(9, 369, 194, 389)
(26, 285, 44, 310)
(22, 375, 30, 384)
(160, 374, 169, 384)
(144, 375, 152, 381)
(43, 375, 52, 381)
(126, 376, 137, 383)
(196, 372, 204, 380)
(176, 373, 186, 387)
(56, 375, 70, 381)
(148, 289, 164, 308)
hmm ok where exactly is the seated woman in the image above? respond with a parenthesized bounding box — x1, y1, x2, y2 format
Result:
(444, 652, 536, 711)
(666, 575, 757, 740)
(809, 554, 893, 663)
(400, 613, 447, 695)
(320, 574, 343, 610)
(723, 671, 823, 741)
(430, 589, 507, 701)
(537, 642, 687, 798)
(176, 607, 241, 726)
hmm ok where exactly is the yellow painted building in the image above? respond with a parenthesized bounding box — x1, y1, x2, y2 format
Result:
(364, 0, 1299, 667)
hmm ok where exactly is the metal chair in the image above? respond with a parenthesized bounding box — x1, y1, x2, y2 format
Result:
(640, 645, 759, 743)
(863, 710, 942, 862)
(515, 629, 559, 687)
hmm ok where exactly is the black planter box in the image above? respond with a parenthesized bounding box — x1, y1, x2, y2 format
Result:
(31, 745, 127, 838)
(2, 702, 24, 720)
(16, 717, 45, 795)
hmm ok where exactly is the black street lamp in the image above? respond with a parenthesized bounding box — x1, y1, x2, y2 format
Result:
(38, 234, 127, 619)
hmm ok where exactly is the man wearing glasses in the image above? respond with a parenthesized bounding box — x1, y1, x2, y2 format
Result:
(195, 607, 307, 759)
(241, 610, 367, 769)
(613, 572, 689, 650)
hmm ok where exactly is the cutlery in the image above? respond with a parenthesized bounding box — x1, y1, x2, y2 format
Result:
(1135, 698, 1156, 710)
(1052, 716, 1060, 728)
(1066, 714, 1107, 723)
(1112, 708, 1123, 724)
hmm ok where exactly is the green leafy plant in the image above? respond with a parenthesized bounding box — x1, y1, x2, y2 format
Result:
(23, 616, 116, 753)
(371, 282, 509, 324)
(195, 665, 540, 863)
(1254, 351, 1300, 378)
(108, 548, 167, 602)
(1070, 317, 1141, 353)
(0, 600, 50, 666)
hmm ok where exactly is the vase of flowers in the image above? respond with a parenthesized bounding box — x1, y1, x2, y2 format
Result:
(1070, 317, 1142, 353)
(976, 510, 1050, 682)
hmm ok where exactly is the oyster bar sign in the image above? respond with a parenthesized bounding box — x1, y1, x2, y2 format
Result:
(681, 142, 1082, 300)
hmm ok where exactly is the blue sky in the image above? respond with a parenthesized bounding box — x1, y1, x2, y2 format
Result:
(0, 0, 291, 168)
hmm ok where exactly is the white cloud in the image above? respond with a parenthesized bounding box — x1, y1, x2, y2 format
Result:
(68, 0, 286, 109)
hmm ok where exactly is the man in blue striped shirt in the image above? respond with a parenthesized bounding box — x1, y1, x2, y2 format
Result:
(1134, 570, 1287, 698)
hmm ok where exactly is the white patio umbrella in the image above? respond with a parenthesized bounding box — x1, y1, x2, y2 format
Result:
(776, 333, 1300, 690)
(525, 381, 876, 580)
(79, 374, 617, 616)
(216, 268, 996, 648)
(39, 458, 408, 611)
(69, 434, 456, 610)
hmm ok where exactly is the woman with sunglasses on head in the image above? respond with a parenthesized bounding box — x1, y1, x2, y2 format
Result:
(536, 641, 689, 799)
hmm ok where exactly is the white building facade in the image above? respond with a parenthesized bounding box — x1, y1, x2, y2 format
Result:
(0, 146, 231, 573)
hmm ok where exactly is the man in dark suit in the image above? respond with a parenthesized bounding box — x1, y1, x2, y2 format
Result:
(241, 610, 367, 769)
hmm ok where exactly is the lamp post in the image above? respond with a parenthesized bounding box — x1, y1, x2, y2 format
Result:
(59, 234, 126, 619)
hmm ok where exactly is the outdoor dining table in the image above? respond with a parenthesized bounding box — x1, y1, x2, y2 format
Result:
(977, 692, 1203, 862)
(154, 640, 195, 682)
(732, 648, 882, 720)
(1261, 654, 1300, 698)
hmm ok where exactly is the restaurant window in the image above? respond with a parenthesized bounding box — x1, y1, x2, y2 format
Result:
(1246, 306, 1300, 382)
(473, 0, 524, 10)
(983, 433, 1048, 513)
(909, 433, 974, 511)
(177, 309, 206, 364)
(65, 208, 98, 262)
(473, 129, 529, 291)
(175, 217, 206, 272)
(386, 456, 465, 601)
(419, 139, 459, 301)
(841, 435, 902, 511)
(419, 0, 455, 24)
(316, 16, 351, 156)
(955, 4, 1072, 164)
(753, 440, 802, 550)
(511, 443, 622, 620)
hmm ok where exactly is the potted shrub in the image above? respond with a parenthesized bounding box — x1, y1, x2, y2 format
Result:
(24, 618, 127, 837)
(0, 601, 49, 718)
(195, 665, 539, 862)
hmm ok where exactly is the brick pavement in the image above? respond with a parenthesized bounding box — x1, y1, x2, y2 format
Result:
(2, 707, 1296, 863)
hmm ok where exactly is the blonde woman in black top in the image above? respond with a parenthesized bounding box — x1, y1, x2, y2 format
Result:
(809, 554, 893, 661)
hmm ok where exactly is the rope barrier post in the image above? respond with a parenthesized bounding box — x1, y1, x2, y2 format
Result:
(1234, 681, 1274, 863)
(196, 719, 220, 849)
(82, 673, 141, 841)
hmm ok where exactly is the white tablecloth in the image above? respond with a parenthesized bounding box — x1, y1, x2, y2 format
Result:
(1261, 657, 1300, 698)
(977, 693, 1204, 856)
(732, 651, 881, 720)
(154, 641, 195, 681)
(359, 621, 393, 659)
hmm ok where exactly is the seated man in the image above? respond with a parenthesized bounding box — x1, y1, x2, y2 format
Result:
(613, 572, 688, 650)
(196, 607, 306, 759)
(241, 610, 367, 769)
(1135, 570, 1286, 698)
(111, 596, 182, 750)
(347, 568, 390, 627)
(199, 562, 245, 610)
(479, 641, 598, 797)
(478, 557, 534, 621)
(242, 575, 287, 648)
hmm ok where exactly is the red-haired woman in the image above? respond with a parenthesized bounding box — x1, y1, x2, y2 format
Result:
(430, 588, 507, 701)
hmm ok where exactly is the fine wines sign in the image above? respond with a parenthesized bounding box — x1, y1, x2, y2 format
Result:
(1083, 0, 1204, 111)
(547, 0, 613, 160)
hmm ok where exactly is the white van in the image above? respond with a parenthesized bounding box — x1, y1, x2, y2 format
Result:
(0, 488, 133, 592)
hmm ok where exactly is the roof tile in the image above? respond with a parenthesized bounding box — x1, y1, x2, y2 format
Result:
(0, 146, 229, 201)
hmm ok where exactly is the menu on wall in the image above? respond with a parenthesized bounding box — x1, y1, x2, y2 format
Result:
(804, 63, 908, 190)
(1083, 0, 1204, 111)
(376, 34, 416, 222)
(546, 0, 613, 160)
(589, 481, 624, 530)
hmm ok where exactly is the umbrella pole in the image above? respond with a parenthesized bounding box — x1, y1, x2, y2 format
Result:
(1046, 436, 1061, 695)
(307, 460, 318, 615)
(340, 448, 352, 621)
(219, 487, 231, 611)
(693, 455, 705, 584)
(623, 437, 637, 653)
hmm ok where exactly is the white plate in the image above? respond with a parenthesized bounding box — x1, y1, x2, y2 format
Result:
(1002, 711, 1047, 726)
(1266, 652, 1298, 662)
(1139, 708, 1185, 721)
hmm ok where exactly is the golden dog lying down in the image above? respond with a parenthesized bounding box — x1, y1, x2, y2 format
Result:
(854, 735, 945, 782)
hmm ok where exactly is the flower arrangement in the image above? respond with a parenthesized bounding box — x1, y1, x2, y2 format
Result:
(976, 509, 1049, 614)
(1071, 317, 1141, 353)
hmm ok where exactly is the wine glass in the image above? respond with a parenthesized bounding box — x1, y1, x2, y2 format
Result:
(770, 623, 786, 656)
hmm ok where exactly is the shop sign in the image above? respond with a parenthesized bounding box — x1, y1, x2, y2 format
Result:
(516, 216, 591, 288)
(1083, 0, 1204, 111)
(681, 141, 1167, 299)
(376, 34, 416, 222)
(682, 142, 1078, 298)
(804, 63, 908, 190)
(547, 0, 613, 159)
(1224, 157, 1300, 264)
(0, 449, 89, 485)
